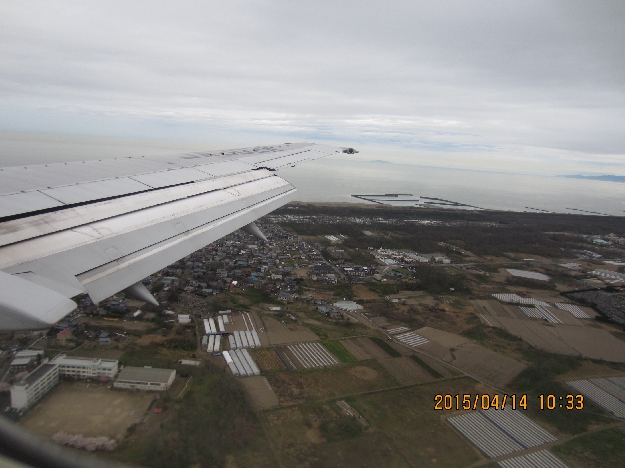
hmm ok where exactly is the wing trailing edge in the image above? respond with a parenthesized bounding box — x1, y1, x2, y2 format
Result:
(0, 142, 346, 330)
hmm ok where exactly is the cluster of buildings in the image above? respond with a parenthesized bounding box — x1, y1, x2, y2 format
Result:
(6, 350, 176, 411)
(587, 233, 625, 246)
(373, 248, 450, 265)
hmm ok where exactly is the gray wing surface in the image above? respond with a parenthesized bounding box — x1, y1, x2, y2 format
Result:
(0, 142, 342, 330)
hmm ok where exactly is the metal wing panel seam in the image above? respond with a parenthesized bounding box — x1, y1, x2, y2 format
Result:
(77, 187, 296, 286)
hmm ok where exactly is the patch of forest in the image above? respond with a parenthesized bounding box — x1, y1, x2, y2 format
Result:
(275, 204, 625, 258)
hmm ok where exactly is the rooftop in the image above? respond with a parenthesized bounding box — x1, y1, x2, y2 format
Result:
(117, 366, 175, 384)
(17, 364, 58, 387)
(51, 355, 118, 369)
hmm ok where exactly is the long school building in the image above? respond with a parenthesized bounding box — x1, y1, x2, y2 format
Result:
(10, 364, 60, 410)
(114, 366, 176, 391)
(50, 354, 119, 380)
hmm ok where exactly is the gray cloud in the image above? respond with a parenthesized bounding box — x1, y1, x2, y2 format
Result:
(1, 0, 624, 172)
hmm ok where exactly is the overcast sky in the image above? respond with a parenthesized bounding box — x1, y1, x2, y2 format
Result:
(1, 1, 624, 174)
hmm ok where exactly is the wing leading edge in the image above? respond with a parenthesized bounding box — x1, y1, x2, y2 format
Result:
(0, 142, 343, 330)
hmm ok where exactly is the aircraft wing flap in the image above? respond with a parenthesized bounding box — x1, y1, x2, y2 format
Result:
(0, 191, 64, 218)
(129, 167, 214, 188)
(0, 142, 347, 330)
(40, 177, 152, 205)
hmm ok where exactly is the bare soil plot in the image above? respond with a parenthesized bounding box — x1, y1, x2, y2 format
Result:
(262, 316, 319, 345)
(404, 326, 526, 386)
(250, 348, 286, 371)
(545, 307, 582, 325)
(370, 316, 389, 327)
(352, 284, 382, 300)
(240, 376, 279, 409)
(451, 343, 527, 387)
(19, 381, 153, 441)
(412, 353, 459, 379)
(377, 356, 432, 385)
(265, 362, 397, 405)
(472, 300, 529, 320)
(351, 337, 394, 361)
(554, 325, 625, 362)
(414, 341, 454, 362)
(134, 334, 167, 346)
(339, 338, 372, 360)
(487, 316, 579, 355)
(224, 312, 246, 333)
(415, 326, 469, 348)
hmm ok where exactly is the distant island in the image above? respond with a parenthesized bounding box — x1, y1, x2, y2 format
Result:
(560, 174, 625, 183)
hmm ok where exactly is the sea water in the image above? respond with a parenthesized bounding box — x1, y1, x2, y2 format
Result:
(279, 159, 625, 216)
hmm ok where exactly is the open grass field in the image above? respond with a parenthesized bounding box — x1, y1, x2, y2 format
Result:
(349, 378, 485, 467)
(265, 361, 398, 405)
(322, 340, 358, 363)
(19, 381, 154, 440)
(261, 406, 411, 468)
(261, 377, 484, 468)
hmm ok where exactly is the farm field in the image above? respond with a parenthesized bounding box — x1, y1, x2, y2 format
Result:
(20, 381, 153, 440)
(450, 342, 526, 387)
(369, 337, 402, 357)
(261, 406, 410, 468)
(348, 377, 484, 467)
(447, 408, 558, 459)
(250, 347, 286, 372)
(377, 356, 433, 385)
(262, 316, 320, 345)
(284, 342, 339, 370)
(322, 340, 358, 363)
(339, 338, 372, 360)
(265, 361, 398, 405)
(485, 316, 625, 362)
(240, 376, 279, 409)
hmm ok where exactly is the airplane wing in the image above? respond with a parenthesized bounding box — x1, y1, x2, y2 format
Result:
(0, 142, 345, 330)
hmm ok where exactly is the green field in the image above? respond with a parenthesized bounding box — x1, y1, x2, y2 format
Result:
(323, 340, 358, 362)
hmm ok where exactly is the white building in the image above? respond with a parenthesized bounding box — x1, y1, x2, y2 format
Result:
(333, 301, 364, 312)
(11, 364, 59, 409)
(114, 366, 176, 391)
(50, 354, 118, 380)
